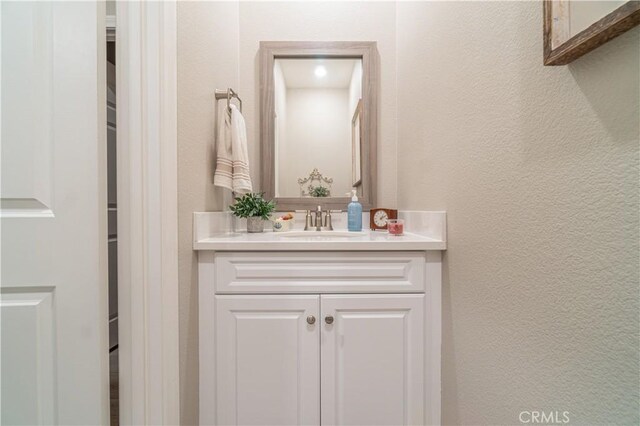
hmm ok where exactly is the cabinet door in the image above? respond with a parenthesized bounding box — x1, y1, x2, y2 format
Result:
(216, 295, 320, 425)
(321, 294, 424, 426)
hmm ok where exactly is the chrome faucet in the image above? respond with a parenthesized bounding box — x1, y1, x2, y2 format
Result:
(300, 207, 339, 231)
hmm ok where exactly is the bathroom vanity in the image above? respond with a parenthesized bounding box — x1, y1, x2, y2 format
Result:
(197, 40, 446, 425)
(195, 211, 446, 425)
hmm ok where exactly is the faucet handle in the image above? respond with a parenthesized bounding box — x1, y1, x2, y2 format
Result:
(303, 209, 313, 230)
(324, 210, 334, 230)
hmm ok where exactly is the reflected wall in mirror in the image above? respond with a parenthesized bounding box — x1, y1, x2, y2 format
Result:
(274, 58, 362, 198)
(261, 42, 378, 210)
(352, 99, 363, 187)
(544, 0, 640, 65)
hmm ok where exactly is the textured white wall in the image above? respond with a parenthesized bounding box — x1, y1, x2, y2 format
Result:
(397, 2, 639, 424)
(177, 2, 239, 424)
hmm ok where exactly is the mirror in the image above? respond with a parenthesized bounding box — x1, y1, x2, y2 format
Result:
(544, 0, 640, 65)
(274, 58, 362, 198)
(260, 42, 378, 210)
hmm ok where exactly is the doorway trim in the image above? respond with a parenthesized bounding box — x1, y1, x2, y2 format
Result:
(116, 1, 180, 424)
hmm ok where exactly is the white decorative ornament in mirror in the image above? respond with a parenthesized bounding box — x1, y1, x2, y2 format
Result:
(298, 168, 333, 197)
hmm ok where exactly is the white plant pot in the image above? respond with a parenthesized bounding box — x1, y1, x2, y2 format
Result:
(246, 217, 265, 233)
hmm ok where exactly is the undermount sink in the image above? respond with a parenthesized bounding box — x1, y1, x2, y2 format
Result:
(276, 231, 365, 238)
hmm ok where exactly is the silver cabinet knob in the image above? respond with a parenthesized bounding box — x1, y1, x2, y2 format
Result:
(306, 315, 316, 325)
(325, 315, 334, 325)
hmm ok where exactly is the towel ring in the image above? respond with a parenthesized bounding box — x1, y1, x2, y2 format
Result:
(215, 88, 242, 113)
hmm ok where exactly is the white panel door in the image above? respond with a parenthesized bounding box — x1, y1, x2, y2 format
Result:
(215, 295, 320, 426)
(0, 1, 108, 425)
(321, 294, 424, 426)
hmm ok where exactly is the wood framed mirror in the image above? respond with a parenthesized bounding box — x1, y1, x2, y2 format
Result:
(544, 0, 640, 65)
(259, 41, 378, 211)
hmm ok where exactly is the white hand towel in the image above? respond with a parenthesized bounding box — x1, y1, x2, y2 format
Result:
(213, 104, 234, 191)
(229, 104, 253, 194)
(213, 104, 253, 194)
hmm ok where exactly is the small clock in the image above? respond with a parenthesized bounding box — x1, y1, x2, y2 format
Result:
(370, 208, 398, 231)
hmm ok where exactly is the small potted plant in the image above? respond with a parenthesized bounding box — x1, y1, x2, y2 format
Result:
(310, 186, 329, 197)
(229, 192, 276, 233)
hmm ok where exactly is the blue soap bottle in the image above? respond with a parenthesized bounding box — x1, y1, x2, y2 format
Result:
(347, 189, 362, 232)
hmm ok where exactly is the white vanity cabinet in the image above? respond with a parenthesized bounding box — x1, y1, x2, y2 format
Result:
(196, 211, 446, 425)
(199, 249, 442, 426)
(214, 293, 424, 426)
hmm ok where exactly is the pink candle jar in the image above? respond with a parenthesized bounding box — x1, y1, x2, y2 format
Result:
(387, 219, 404, 236)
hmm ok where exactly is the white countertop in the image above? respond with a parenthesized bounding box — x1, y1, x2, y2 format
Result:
(193, 211, 447, 251)
(194, 229, 445, 251)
